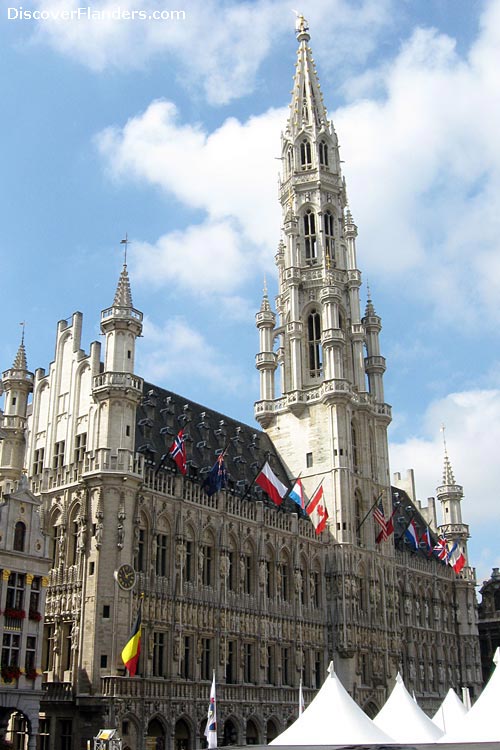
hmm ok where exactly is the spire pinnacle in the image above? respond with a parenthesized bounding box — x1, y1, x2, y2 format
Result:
(13, 324, 28, 370)
(113, 264, 134, 308)
(288, 17, 328, 136)
(441, 425, 456, 485)
(364, 285, 376, 316)
(260, 275, 271, 312)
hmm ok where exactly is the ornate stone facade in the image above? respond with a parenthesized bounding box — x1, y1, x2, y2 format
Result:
(0, 17, 482, 750)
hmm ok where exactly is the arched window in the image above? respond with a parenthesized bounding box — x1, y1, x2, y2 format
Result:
(134, 515, 148, 574)
(300, 139, 312, 168)
(354, 490, 363, 546)
(323, 210, 335, 262)
(287, 147, 293, 175)
(304, 210, 317, 260)
(201, 533, 214, 587)
(68, 513, 79, 566)
(13, 521, 26, 552)
(319, 140, 328, 167)
(307, 310, 322, 378)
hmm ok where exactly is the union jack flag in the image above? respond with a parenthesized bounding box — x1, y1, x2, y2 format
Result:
(169, 429, 187, 475)
(432, 536, 448, 561)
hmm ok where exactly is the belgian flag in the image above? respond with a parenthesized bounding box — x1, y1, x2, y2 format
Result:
(121, 598, 142, 676)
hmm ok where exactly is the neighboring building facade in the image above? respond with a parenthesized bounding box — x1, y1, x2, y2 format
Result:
(478, 568, 500, 684)
(0, 340, 51, 750)
(0, 17, 481, 750)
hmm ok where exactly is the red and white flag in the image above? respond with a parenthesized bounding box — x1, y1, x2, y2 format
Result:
(306, 485, 328, 534)
(256, 461, 288, 506)
(169, 429, 187, 475)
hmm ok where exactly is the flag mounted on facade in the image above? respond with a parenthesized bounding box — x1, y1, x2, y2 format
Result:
(432, 536, 448, 561)
(169, 429, 187, 475)
(404, 518, 419, 550)
(204, 671, 217, 749)
(289, 478, 307, 511)
(373, 498, 387, 543)
(203, 453, 228, 497)
(448, 542, 466, 573)
(420, 526, 432, 552)
(255, 461, 288, 506)
(306, 484, 328, 534)
(121, 598, 142, 677)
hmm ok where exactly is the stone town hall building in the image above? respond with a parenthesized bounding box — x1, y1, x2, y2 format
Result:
(0, 18, 481, 750)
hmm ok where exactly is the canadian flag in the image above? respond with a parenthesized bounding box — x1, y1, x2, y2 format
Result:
(306, 485, 328, 534)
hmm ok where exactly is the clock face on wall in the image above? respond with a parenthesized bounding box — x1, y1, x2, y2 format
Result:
(114, 564, 136, 590)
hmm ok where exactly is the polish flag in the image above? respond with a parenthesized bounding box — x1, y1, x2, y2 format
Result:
(256, 462, 288, 506)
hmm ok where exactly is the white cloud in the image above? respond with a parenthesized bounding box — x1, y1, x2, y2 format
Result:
(137, 315, 247, 393)
(390, 389, 500, 525)
(29, 0, 393, 104)
(334, 4, 500, 325)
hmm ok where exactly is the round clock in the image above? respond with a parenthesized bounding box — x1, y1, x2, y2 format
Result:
(114, 564, 136, 590)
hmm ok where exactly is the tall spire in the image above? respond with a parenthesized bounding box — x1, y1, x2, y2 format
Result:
(287, 14, 329, 138)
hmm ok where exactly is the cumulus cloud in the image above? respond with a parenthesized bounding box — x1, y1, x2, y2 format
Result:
(334, 2, 500, 325)
(390, 389, 500, 525)
(28, 0, 393, 104)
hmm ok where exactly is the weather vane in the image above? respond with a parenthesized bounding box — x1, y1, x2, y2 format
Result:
(120, 233, 130, 265)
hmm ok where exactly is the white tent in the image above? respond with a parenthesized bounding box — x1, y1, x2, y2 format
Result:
(373, 673, 444, 743)
(438, 648, 500, 743)
(270, 662, 394, 745)
(432, 688, 467, 733)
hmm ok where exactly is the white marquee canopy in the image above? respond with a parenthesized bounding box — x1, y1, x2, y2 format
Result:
(373, 672, 444, 743)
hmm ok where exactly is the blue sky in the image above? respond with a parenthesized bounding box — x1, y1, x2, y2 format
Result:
(1, 0, 499, 586)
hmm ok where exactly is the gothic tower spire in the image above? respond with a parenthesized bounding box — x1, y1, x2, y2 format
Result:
(437, 426, 470, 565)
(255, 20, 391, 546)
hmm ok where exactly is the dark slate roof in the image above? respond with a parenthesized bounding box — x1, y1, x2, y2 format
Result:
(135, 382, 305, 516)
(391, 486, 446, 565)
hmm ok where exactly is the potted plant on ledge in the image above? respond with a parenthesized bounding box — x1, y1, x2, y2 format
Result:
(1, 665, 21, 682)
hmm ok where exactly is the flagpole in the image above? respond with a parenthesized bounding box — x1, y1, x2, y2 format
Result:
(304, 477, 324, 511)
(356, 490, 384, 532)
(238, 459, 267, 503)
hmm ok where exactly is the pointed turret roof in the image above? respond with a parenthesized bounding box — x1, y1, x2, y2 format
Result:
(260, 276, 271, 313)
(13, 337, 28, 371)
(287, 15, 329, 137)
(113, 264, 133, 308)
(441, 426, 458, 486)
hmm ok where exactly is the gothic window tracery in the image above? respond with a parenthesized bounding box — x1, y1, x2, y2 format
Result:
(300, 138, 312, 168)
(304, 209, 317, 260)
(319, 140, 328, 167)
(307, 310, 322, 378)
(323, 210, 335, 262)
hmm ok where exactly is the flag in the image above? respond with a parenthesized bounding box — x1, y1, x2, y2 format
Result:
(255, 461, 288, 506)
(448, 543, 466, 573)
(299, 678, 305, 716)
(169, 429, 187, 475)
(373, 498, 387, 543)
(204, 671, 217, 749)
(203, 454, 227, 497)
(306, 485, 328, 534)
(404, 519, 419, 549)
(289, 478, 307, 511)
(432, 536, 448, 561)
(421, 526, 432, 551)
(121, 599, 142, 677)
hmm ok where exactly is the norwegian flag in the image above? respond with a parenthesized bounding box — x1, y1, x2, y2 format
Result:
(169, 429, 187, 475)
(306, 485, 328, 534)
(373, 498, 388, 543)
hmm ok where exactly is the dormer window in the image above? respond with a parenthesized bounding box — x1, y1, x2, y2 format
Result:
(319, 140, 329, 167)
(300, 139, 312, 169)
(304, 209, 317, 261)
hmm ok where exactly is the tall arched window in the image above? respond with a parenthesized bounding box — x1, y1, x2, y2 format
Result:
(351, 422, 359, 473)
(323, 210, 335, 262)
(13, 521, 26, 552)
(354, 490, 363, 546)
(304, 210, 317, 260)
(287, 147, 293, 175)
(319, 140, 328, 167)
(300, 139, 312, 168)
(307, 310, 322, 378)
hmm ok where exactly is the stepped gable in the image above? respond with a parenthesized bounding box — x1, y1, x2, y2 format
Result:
(135, 381, 302, 515)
